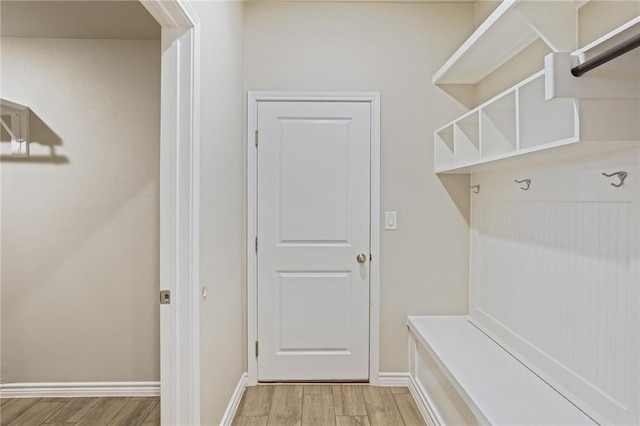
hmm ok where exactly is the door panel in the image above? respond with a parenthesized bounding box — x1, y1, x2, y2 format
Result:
(257, 101, 371, 381)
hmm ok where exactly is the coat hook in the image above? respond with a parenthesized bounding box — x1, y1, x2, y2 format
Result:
(602, 171, 627, 188)
(514, 179, 531, 191)
(470, 185, 480, 194)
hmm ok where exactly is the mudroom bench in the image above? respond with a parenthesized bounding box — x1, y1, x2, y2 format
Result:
(407, 316, 596, 426)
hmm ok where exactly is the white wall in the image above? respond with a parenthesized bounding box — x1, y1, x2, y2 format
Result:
(1, 37, 160, 382)
(192, 2, 246, 424)
(244, 1, 475, 373)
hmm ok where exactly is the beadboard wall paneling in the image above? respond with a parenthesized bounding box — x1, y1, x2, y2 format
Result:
(469, 146, 640, 425)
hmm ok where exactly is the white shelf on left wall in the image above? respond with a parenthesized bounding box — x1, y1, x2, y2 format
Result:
(432, 0, 587, 84)
(0, 98, 30, 157)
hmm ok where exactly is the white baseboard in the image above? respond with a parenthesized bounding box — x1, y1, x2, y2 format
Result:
(221, 373, 248, 426)
(407, 375, 441, 426)
(379, 372, 437, 426)
(378, 372, 412, 387)
(0, 381, 160, 398)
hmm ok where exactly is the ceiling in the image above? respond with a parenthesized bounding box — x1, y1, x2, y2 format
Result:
(0, 1, 160, 40)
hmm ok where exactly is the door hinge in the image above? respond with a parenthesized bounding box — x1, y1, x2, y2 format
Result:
(255, 236, 258, 253)
(255, 341, 259, 357)
(255, 130, 259, 147)
(370, 254, 373, 262)
(160, 290, 171, 305)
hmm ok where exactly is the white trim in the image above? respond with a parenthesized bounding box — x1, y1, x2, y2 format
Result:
(140, 1, 200, 425)
(378, 373, 433, 425)
(408, 375, 441, 426)
(221, 373, 249, 426)
(0, 382, 160, 398)
(246, 92, 381, 385)
(141, 0, 199, 27)
(378, 372, 412, 387)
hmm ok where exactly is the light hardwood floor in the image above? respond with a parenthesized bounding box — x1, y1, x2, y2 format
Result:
(232, 385, 426, 426)
(0, 397, 159, 426)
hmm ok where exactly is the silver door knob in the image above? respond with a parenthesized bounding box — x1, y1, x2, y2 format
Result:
(356, 253, 367, 264)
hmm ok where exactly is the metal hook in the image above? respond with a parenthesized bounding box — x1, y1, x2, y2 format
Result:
(470, 185, 480, 194)
(514, 179, 531, 191)
(602, 171, 627, 188)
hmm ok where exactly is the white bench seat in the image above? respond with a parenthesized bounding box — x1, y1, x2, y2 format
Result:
(407, 316, 596, 426)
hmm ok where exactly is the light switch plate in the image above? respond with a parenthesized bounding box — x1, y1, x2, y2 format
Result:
(385, 211, 397, 230)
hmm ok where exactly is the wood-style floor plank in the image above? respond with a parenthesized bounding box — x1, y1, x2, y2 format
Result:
(107, 398, 157, 426)
(393, 393, 426, 426)
(332, 386, 367, 416)
(266, 385, 303, 426)
(361, 386, 404, 426)
(44, 397, 100, 423)
(42, 423, 78, 426)
(236, 386, 274, 417)
(303, 385, 332, 395)
(75, 397, 128, 426)
(1, 398, 41, 425)
(335, 416, 371, 426)
(301, 394, 335, 426)
(2, 386, 424, 426)
(143, 400, 160, 423)
(232, 416, 269, 426)
(7, 401, 66, 426)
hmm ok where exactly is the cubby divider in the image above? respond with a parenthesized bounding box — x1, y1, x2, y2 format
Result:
(434, 125, 454, 171)
(518, 74, 578, 150)
(480, 91, 516, 159)
(453, 112, 480, 166)
(433, 70, 588, 174)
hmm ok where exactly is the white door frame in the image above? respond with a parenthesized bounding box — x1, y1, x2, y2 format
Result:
(246, 92, 381, 385)
(140, 1, 200, 424)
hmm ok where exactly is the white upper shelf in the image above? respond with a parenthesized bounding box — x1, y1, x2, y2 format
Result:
(432, 0, 586, 85)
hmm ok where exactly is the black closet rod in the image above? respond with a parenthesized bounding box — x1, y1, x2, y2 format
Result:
(571, 32, 640, 77)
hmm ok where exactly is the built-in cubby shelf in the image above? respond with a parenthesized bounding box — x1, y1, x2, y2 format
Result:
(435, 71, 585, 173)
(432, 0, 586, 85)
(434, 11, 640, 174)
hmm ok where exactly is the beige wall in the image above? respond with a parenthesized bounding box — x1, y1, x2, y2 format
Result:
(244, 2, 475, 373)
(193, 2, 246, 424)
(1, 38, 160, 382)
(578, 0, 640, 47)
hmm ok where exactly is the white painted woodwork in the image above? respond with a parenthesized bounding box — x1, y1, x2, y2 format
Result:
(432, 0, 584, 85)
(514, 0, 579, 53)
(220, 374, 249, 426)
(480, 91, 516, 159)
(408, 316, 596, 426)
(469, 147, 640, 425)
(140, 1, 201, 425)
(453, 111, 480, 167)
(246, 92, 381, 386)
(256, 100, 371, 381)
(434, 68, 640, 174)
(545, 18, 640, 100)
(518, 74, 575, 149)
(0, 382, 160, 398)
(0, 98, 30, 157)
(430, 3, 640, 425)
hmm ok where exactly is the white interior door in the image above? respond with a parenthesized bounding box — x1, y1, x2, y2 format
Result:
(256, 100, 371, 381)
